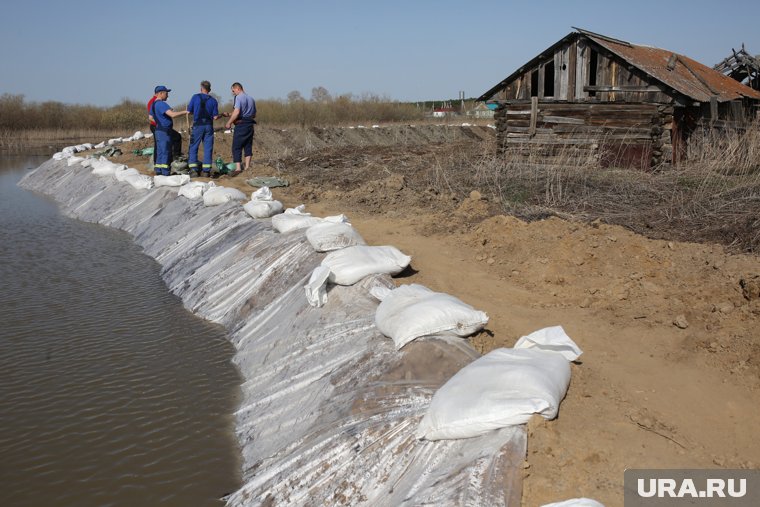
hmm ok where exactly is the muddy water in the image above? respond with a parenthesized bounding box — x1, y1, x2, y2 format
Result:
(0, 155, 241, 506)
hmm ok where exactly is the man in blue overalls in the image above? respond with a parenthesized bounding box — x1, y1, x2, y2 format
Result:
(149, 85, 189, 176)
(187, 80, 221, 177)
(224, 82, 257, 176)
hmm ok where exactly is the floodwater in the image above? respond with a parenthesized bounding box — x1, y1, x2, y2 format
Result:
(0, 155, 242, 506)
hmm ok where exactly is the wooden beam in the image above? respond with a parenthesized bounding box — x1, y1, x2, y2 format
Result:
(584, 85, 665, 92)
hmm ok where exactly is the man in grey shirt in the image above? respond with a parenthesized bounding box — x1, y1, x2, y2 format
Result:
(224, 82, 257, 176)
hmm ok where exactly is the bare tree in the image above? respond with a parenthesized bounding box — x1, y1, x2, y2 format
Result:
(310, 86, 332, 103)
(287, 90, 304, 103)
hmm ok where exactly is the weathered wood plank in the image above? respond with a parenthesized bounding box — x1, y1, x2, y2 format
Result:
(529, 97, 538, 136)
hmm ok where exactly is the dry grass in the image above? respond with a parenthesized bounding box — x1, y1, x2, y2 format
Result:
(428, 122, 760, 252)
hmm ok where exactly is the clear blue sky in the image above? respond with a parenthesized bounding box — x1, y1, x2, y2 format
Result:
(1, 0, 758, 106)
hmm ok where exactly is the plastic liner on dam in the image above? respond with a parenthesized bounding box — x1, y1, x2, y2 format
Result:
(20, 159, 526, 506)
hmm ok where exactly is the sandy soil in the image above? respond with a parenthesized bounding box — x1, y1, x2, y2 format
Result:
(117, 124, 760, 506)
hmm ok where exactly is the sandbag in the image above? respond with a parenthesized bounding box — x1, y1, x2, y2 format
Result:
(154, 174, 191, 187)
(251, 186, 273, 201)
(271, 205, 323, 233)
(123, 172, 154, 190)
(107, 137, 123, 146)
(131, 130, 145, 140)
(91, 158, 124, 177)
(306, 222, 366, 252)
(114, 167, 139, 182)
(375, 284, 488, 350)
(321, 245, 411, 286)
(178, 181, 211, 200)
(94, 141, 106, 149)
(66, 156, 85, 167)
(416, 326, 582, 441)
(304, 266, 331, 307)
(203, 186, 246, 206)
(542, 499, 605, 507)
(243, 199, 284, 219)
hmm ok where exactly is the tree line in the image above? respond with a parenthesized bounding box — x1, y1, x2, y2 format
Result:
(0, 88, 428, 131)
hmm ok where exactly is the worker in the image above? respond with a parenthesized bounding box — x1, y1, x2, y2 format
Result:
(187, 80, 221, 177)
(149, 86, 189, 176)
(146, 88, 160, 162)
(224, 82, 257, 176)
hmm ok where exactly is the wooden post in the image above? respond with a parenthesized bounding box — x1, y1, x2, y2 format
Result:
(710, 96, 718, 124)
(529, 97, 538, 137)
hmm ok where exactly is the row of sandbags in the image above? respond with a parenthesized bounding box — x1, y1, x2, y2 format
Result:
(248, 192, 590, 454)
(256, 200, 588, 449)
(52, 131, 150, 160)
(62, 152, 586, 454)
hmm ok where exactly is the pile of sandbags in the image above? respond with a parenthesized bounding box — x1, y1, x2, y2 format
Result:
(242, 186, 284, 218)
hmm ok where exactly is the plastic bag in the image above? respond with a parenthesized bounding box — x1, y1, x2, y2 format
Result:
(304, 266, 331, 307)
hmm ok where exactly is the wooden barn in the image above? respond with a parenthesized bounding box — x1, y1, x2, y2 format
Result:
(478, 28, 760, 168)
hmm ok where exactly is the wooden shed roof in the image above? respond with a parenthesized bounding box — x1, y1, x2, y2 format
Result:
(478, 28, 760, 103)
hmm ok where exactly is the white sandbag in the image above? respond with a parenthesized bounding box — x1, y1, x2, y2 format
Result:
(203, 186, 246, 206)
(74, 144, 90, 152)
(305, 266, 331, 307)
(243, 199, 284, 219)
(306, 222, 366, 252)
(131, 131, 144, 140)
(107, 137, 123, 146)
(114, 167, 139, 182)
(251, 186, 273, 201)
(61, 146, 76, 156)
(67, 156, 85, 167)
(271, 205, 323, 233)
(91, 158, 123, 177)
(177, 181, 210, 200)
(94, 141, 106, 149)
(321, 245, 411, 286)
(124, 172, 154, 190)
(80, 143, 94, 151)
(542, 499, 605, 507)
(416, 327, 583, 441)
(375, 284, 488, 350)
(513, 326, 583, 361)
(52, 152, 67, 160)
(323, 214, 349, 224)
(154, 174, 191, 187)
(143, 133, 153, 139)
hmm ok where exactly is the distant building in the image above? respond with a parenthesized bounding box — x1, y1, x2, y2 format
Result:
(468, 102, 495, 119)
(432, 107, 456, 118)
(478, 27, 760, 168)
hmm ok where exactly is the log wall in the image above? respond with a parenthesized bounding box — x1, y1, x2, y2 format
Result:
(494, 101, 674, 169)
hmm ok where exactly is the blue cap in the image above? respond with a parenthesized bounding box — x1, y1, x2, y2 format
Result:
(154, 85, 171, 93)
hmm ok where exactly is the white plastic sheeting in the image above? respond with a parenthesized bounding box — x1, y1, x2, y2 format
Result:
(19, 159, 527, 507)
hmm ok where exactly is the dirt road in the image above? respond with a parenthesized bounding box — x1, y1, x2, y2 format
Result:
(122, 124, 760, 506)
